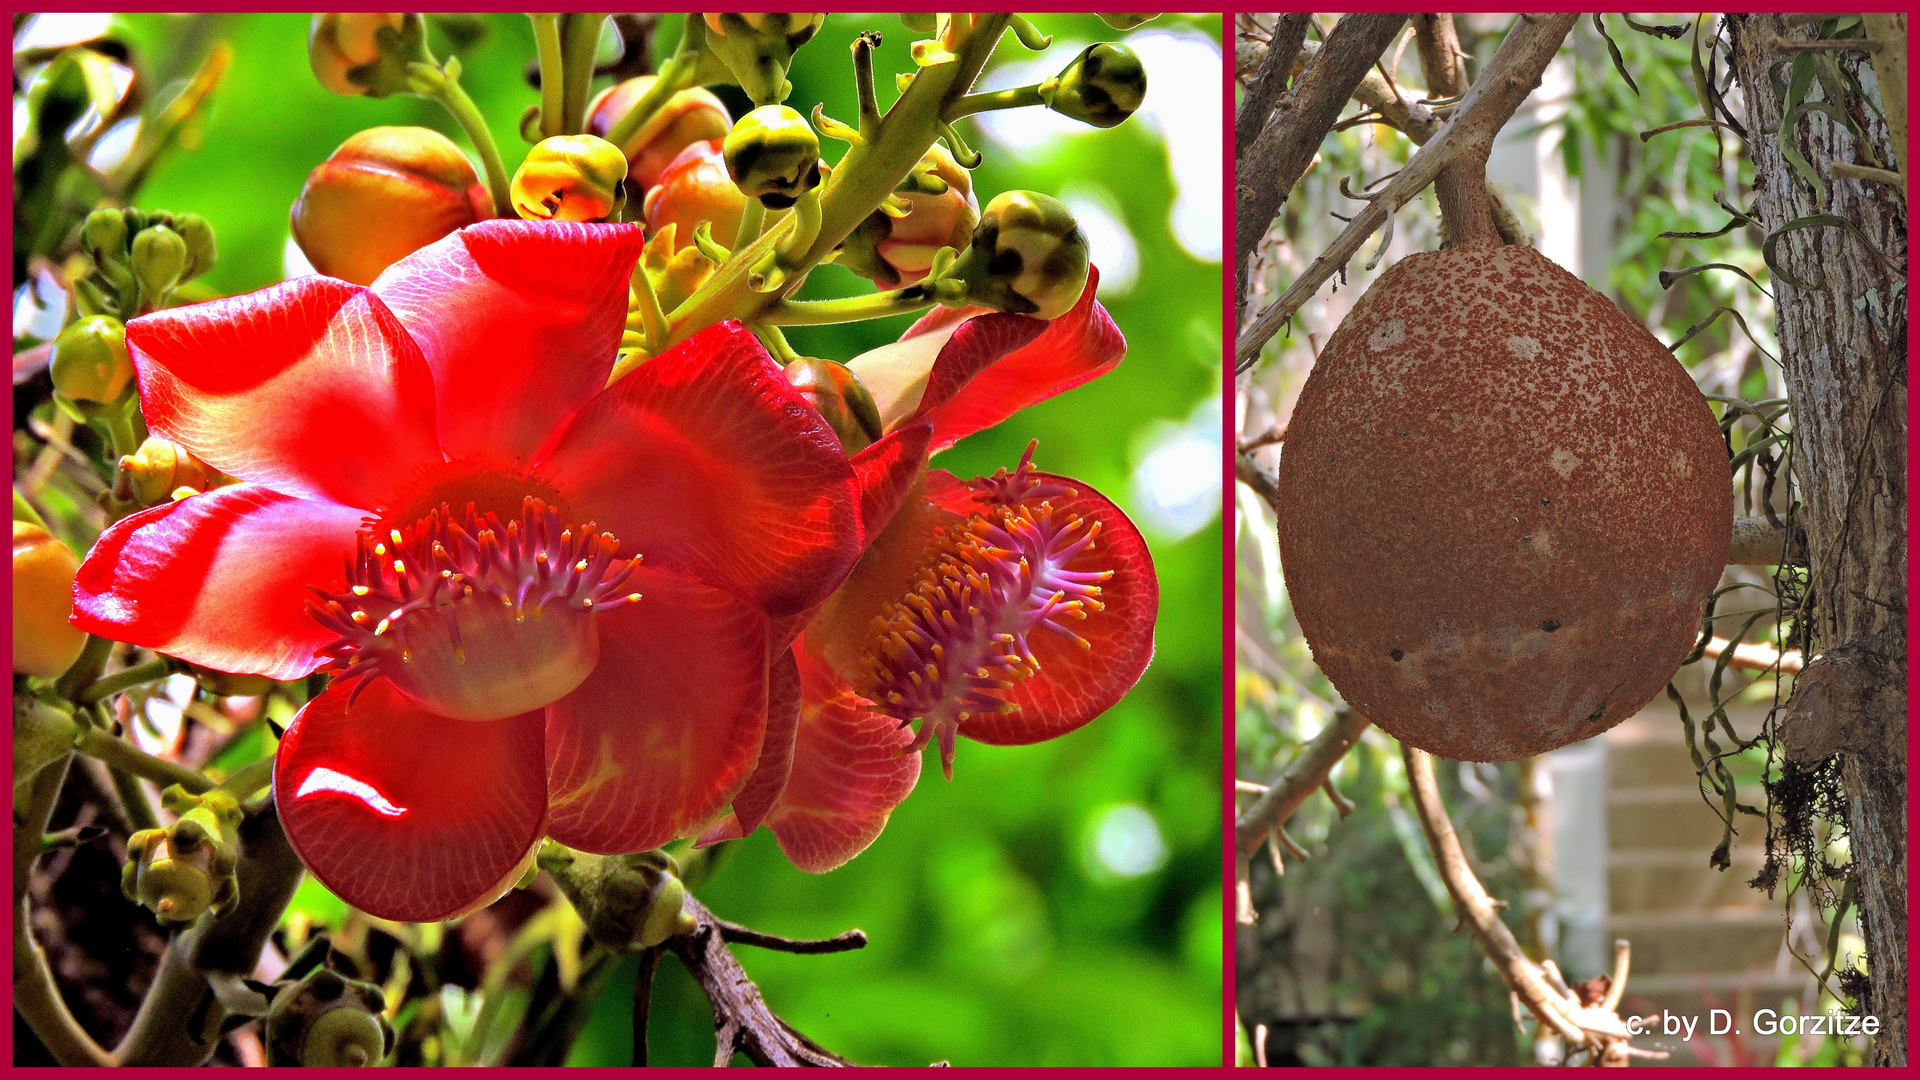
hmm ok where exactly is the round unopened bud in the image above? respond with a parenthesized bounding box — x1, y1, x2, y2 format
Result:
(309, 13, 406, 97)
(701, 13, 824, 103)
(131, 225, 189, 302)
(81, 208, 129, 260)
(12, 522, 87, 680)
(1040, 43, 1146, 129)
(1098, 13, 1160, 30)
(123, 827, 218, 925)
(172, 213, 217, 282)
(292, 127, 491, 287)
(266, 966, 393, 1067)
(951, 190, 1090, 320)
(899, 13, 938, 32)
(839, 144, 978, 287)
(512, 134, 629, 222)
(50, 315, 132, 405)
(723, 105, 820, 210)
(586, 76, 732, 193)
(786, 358, 884, 455)
(644, 139, 747, 252)
(116, 436, 226, 508)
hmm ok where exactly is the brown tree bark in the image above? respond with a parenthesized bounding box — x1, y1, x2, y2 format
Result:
(1726, 14, 1907, 1065)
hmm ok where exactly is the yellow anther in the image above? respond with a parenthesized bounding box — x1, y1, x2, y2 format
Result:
(351, 585, 370, 596)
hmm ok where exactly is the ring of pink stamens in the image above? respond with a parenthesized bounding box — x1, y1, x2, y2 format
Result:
(308, 497, 643, 718)
(856, 444, 1111, 779)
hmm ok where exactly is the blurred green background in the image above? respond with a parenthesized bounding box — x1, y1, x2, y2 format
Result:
(43, 12, 1223, 1066)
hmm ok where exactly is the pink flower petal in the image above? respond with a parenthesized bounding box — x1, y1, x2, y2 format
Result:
(541, 322, 860, 616)
(765, 650, 921, 873)
(927, 468, 1159, 745)
(909, 271, 1126, 451)
(851, 421, 933, 542)
(694, 645, 801, 846)
(372, 220, 646, 465)
(71, 484, 365, 681)
(127, 276, 439, 510)
(275, 679, 548, 923)
(544, 569, 769, 853)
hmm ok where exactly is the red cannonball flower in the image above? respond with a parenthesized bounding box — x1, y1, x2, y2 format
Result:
(698, 269, 1157, 871)
(72, 220, 862, 921)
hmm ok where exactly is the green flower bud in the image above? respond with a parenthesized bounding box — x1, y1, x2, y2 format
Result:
(786, 358, 884, 455)
(701, 13, 825, 104)
(122, 787, 242, 925)
(1039, 43, 1147, 129)
(1098, 14, 1160, 30)
(81, 208, 129, 261)
(49, 315, 133, 405)
(131, 224, 189, 304)
(114, 436, 229, 509)
(265, 966, 393, 1067)
(13, 522, 87, 681)
(541, 846, 698, 953)
(172, 213, 218, 282)
(942, 191, 1090, 320)
(900, 13, 938, 33)
(512, 134, 629, 222)
(723, 105, 821, 210)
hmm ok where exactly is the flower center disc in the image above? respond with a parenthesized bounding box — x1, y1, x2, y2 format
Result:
(308, 497, 643, 721)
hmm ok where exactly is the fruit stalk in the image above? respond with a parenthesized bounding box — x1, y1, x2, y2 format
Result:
(1235, 12, 1580, 373)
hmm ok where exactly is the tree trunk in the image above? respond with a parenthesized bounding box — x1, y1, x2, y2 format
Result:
(1726, 14, 1907, 1065)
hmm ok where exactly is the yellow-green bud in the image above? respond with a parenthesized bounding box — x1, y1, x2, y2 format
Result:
(81, 208, 129, 261)
(1040, 43, 1146, 129)
(114, 436, 228, 508)
(265, 967, 393, 1067)
(131, 224, 189, 303)
(173, 213, 218, 282)
(540, 847, 698, 953)
(722, 105, 820, 210)
(899, 12, 938, 33)
(945, 191, 1090, 320)
(786, 358, 884, 455)
(308, 13, 407, 97)
(512, 134, 629, 222)
(50, 315, 132, 405)
(701, 13, 824, 104)
(123, 787, 242, 925)
(12, 522, 87, 680)
(1098, 14, 1160, 30)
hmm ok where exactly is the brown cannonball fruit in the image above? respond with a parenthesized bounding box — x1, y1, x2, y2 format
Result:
(1276, 244, 1731, 761)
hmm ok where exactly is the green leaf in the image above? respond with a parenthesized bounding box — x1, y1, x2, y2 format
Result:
(1659, 262, 1772, 298)
(1591, 14, 1640, 96)
(1762, 214, 1902, 290)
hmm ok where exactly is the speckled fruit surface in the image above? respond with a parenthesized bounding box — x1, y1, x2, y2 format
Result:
(1275, 244, 1731, 761)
